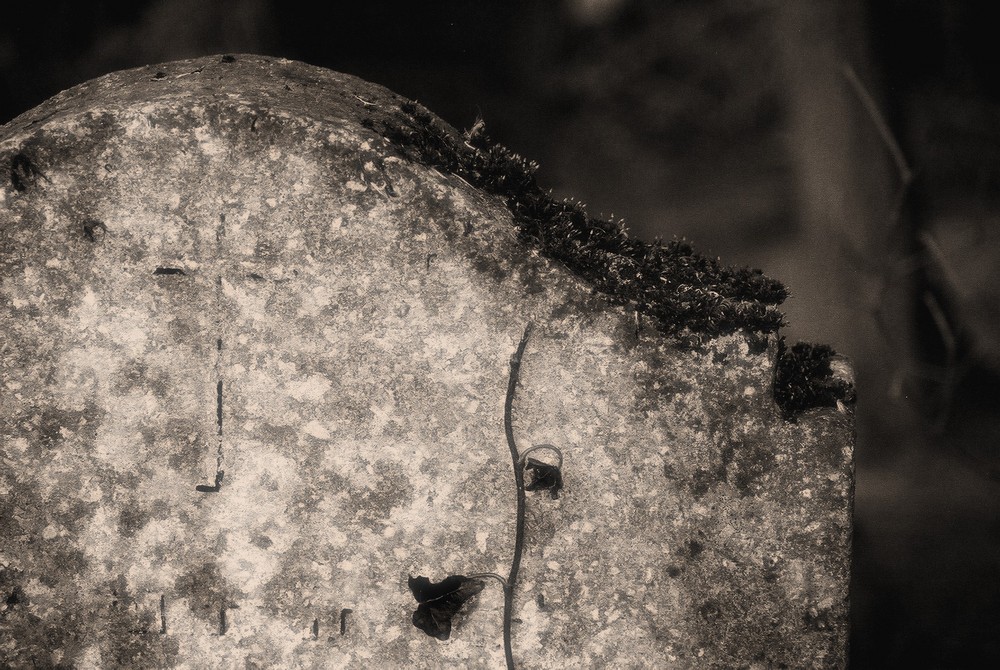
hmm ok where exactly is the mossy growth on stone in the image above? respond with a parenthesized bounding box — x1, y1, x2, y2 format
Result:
(773, 340, 857, 420)
(361, 98, 853, 419)
(362, 101, 788, 342)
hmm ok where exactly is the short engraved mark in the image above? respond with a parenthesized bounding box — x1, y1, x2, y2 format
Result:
(216, 380, 223, 436)
(195, 471, 224, 493)
(340, 608, 353, 635)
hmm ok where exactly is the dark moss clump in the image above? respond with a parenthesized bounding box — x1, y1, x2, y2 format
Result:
(773, 341, 856, 420)
(362, 101, 787, 341)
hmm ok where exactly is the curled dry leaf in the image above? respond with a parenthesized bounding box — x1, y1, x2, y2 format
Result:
(408, 574, 486, 640)
(523, 457, 563, 499)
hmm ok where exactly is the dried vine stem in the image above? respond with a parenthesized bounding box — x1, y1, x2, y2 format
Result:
(502, 323, 533, 670)
(519, 444, 564, 469)
(466, 572, 509, 590)
(842, 64, 912, 185)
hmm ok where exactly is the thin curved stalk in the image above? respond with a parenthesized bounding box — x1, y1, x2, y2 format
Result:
(519, 444, 564, 469)
(466, 572, 509, 590)
(502, 323, 532, 670)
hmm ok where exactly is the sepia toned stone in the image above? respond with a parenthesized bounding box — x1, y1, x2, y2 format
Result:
(0, 55, 852, 668)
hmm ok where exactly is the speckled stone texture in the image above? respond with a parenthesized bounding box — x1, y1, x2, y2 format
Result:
(0, 55, 852, 668)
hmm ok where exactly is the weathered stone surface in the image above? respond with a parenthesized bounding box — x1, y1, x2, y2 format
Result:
(0, 55, 852, 668)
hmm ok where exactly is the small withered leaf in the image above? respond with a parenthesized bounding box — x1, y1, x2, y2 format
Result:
(524, 458, 563, 499)
(408, 574, 486, 640)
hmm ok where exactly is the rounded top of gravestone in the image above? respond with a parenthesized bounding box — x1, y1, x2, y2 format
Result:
(1, 55, 853, 668)
(3, 54, 795, 347)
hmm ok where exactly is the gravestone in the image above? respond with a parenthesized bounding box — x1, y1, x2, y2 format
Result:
(0, 55, 853, 668)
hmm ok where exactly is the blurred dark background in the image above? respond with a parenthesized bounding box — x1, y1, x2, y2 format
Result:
(3, 1, 999, 666)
